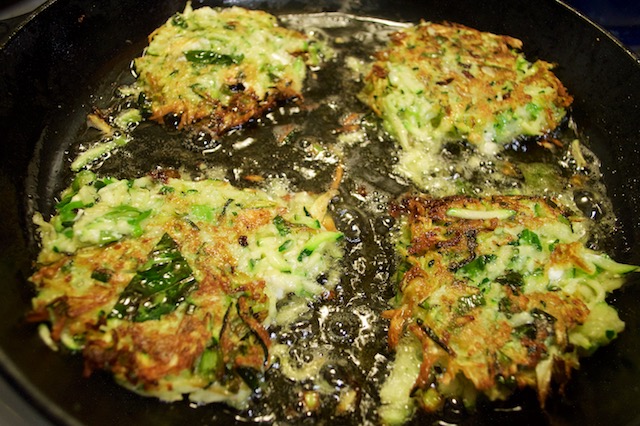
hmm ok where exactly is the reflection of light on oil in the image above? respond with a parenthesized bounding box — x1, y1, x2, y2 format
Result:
(232, 137, 255, 150)
(352, 256, 366, 274)
(353, 304, 375, 350)
(494, 405, 524, 412)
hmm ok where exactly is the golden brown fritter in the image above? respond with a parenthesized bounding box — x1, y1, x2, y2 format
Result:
(29, 172, 343, 407)
(360, 22, 573, 154)
(380, 195, 633, 423)
(134, 5, 328, 134)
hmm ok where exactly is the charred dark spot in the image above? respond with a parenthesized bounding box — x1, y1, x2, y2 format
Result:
(436, 77, 455, 85)
(228, 83, 246, 92)
(316, 273, 328, 285)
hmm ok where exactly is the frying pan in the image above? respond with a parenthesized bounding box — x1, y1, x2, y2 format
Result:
(1, 0, 640, 425)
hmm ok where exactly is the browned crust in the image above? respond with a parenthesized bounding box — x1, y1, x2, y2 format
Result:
(388, 195, 589, 408)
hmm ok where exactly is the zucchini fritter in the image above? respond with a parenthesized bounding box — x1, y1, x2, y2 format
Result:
(359, 22, 573, 155)
(29, 171, 343, 407)
(380, 195, 635, 424)
(134, 4, 328, 134)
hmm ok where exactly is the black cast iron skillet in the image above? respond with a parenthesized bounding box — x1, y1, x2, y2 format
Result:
(1, 0, 640, 425)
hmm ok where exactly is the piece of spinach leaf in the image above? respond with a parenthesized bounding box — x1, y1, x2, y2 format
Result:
(110, 233, 197, 322)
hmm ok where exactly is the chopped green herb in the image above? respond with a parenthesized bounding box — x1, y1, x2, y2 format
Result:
(458, 254, 497, 276)
(91, 269, 112, 283)
(278, 239, 293, 252)
(171, 13, 188, 28)
(495, 271, 524, 293)
(184, 50, 244, 66)
(273, 215, 290, 236)
(518, 229, 542, 251)
(110, 233, 198, 322)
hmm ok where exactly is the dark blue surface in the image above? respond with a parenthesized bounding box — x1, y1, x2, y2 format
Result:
(566, 0, 640, 52)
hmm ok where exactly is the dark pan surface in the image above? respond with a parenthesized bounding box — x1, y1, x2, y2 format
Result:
(1, 0, 640, 425)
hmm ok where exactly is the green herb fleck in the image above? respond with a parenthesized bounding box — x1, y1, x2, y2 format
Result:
(185, 50, 244, 66)
(91, 269, 112, 283)
(171, 13, 188, 28)
(273, 215, 290, 236)
(518, 229, 542, 251)
(278, 239, 293, 252)
(458, 254, 497, 276)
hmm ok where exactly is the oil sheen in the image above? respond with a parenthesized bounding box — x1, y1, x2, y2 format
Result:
(57, 11, 620, 426)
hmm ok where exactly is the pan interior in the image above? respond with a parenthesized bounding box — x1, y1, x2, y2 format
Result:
(2, 1, 640, 426)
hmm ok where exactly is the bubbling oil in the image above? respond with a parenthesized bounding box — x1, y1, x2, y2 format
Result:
(63, 12, 620, 426)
